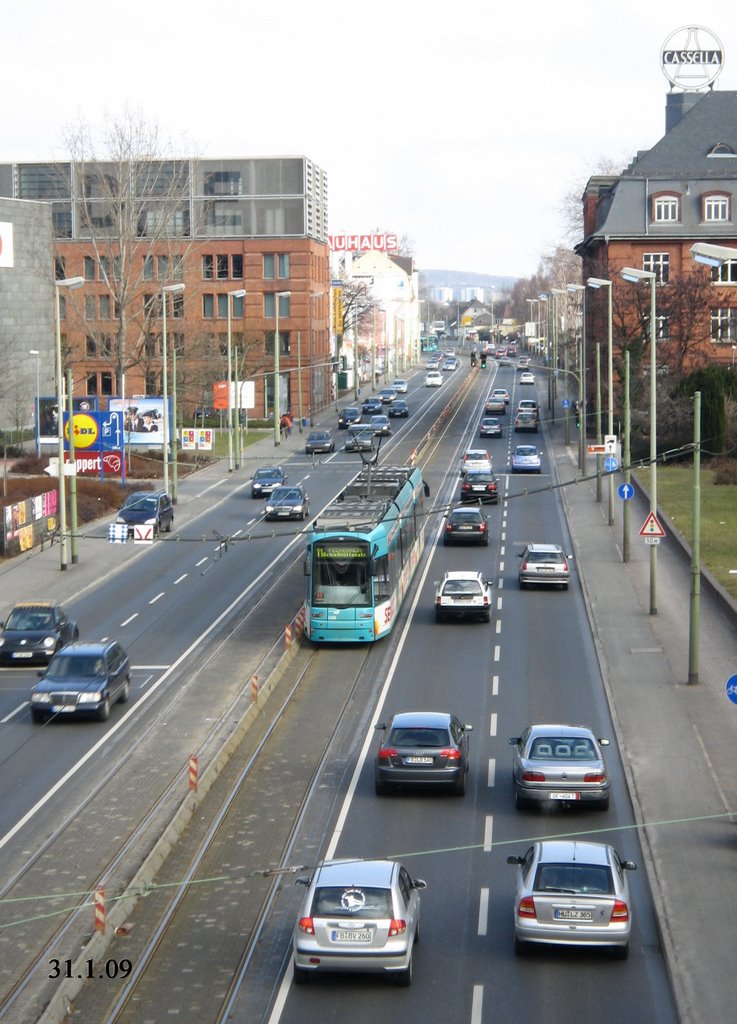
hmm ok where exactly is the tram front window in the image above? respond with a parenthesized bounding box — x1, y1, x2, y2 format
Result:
(312, 544, 371, 607)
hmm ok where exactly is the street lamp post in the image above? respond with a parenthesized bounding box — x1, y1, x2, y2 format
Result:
(226, 289, 246, 472)
(552, 288, 567, 432)
(621, 267, 657, 614)
(29, 349, 41, 458)
(309, 291, 322, 424)
(161, 283, 185, 499)
(587, 278, 615, 526)
(273, 290, 291, 447)
(566, 284, 587, 473)
(54, 276, 84, 571)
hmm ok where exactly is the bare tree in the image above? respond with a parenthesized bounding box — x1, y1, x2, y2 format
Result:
(559, 155, 629, 248)
(63, 108, 200, 395)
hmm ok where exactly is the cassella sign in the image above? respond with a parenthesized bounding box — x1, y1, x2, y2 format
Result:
(661, 25, 724, 91)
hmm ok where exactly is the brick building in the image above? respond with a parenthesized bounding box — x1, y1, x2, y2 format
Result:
(0, 156, 332, 423)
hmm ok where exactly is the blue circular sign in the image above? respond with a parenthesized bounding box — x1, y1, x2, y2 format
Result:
(618, 482, 634, 501)
(604, 455, 618, 473)
(727, 674, 737, 705)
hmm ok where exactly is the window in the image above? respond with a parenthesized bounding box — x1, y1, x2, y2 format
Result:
(143, 255, 154, 280)
(264, 292, 291, 317)
(642, 253, 670, 284)
(157, 255, 169, 279)
(100, 372, 113, 396)
(58, 296, 66, 320)
(232, 254, 243, 279)
(217, 294, 228, 318)
(99, 334, 114, 358)
(54, 257, 66, 280)
(203, 170, 242, 196)
(99, 294, 111, 320)
(263, 254, 275, 279)
(85, 295, 96, 321)
(203, 294, 214, 319)
(173, 332, 185, 355)
(703, 194, 730, 222)
(652, 194, 680, 222)
(264, 253, 290, 278)
(713, 260, 737, 284)
(202, 254, 214, 280)
(278, 253, 290, 278)
(645, 315, 670, 341)
(52, 206, 72, 239)
(84, 256, 96, 281)
(217, 254, 229, 279)
(265, 331, 290, 355)
(143, 293, 158, 318)
(86, 336, 97, 358)
(172, 254, 184, 279)
(170, 292, 184, 319)
(711, 307, 737, 342)
(86, 374, 98, 395)
(231, 293, 244, 317)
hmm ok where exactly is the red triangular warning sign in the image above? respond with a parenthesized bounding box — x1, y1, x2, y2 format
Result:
(639, 511, 666, 537)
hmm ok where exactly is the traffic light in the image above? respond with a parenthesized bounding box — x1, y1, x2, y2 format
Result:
(480, 356, 487, 369)
(573, 401, 581, 428)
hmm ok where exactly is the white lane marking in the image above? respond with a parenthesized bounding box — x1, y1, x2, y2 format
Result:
(498, 578, 504, 590)
(232, 529, 243, 537)
(488, 759, 496, 787)
(149, 592, 165, 605)
(495, 620, 501, 634)
(492, 675, 499, 695)
(471, 985, 483, 1024)
(478, 889, 489, 936)
(490, 713, 497, 736)
(246, 518, 257, 526)
(137, 673, 155, 690)
(120, 613, 138, 627)
(195, 557, 208, 567)
(1, 702, 29, 724)
(133, 665, 170, 670)
(499, 560, 505, 573)
(483, 815, 494, 852)
(500, 544, 505, 556)
(494, 645, 500, 662)
(173, 574, 188, 585)
(496, 596, 502, 611)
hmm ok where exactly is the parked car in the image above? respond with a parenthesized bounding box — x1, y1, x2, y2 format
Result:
(0, 601, 79, 666)
(374, 710, 473, 792)
(434, 570, 492, 623)
(264, 485, 310, 521)
(337, 407, 361, 429)
(508, 724, 611, 810)
(293, 859, 426, 985)
(507, 840, 636, 958)
(388, 399, 409, 418)
(425, 371, 443, 387)
(443, 506, 489, 545)
(343, 425, 375, 452)
(460, 469, 499, 504)
(30, 640, 131, 723)
(250, 466, 286, 498)
(518, 542, 570, 589)
(370, 414, 392, 436)
(460, 449, 492, 475)
(361, 396, 383, 415)
(479, 416, 503, 438)
(519, 371, 536, 385)
(511, 445, 542, 473)
(115, 490, 174, 536)
(377, 388, 397, 404)
(391, 378, 408, 394)
(304, 430, 335, 454)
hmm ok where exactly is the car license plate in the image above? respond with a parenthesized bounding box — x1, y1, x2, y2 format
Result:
(277, 510, 290, 516)
(554, 908, 592, 920)
(459, 525, 473, 530)
(12, 652, 33, 658)
(405, 756, 433, 764)
(332, 929, 371, 942)
(540, 567, 555, 573)
(52, 705, 75, 713)
(549, 791, 579, 800)
(472, 486, 485, 492)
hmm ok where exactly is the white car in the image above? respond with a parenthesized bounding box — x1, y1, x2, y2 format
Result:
(460, 449, 493, 475)
(391, 378, 408, 394)
(425, 371, 443, 387)
(519, 371, 536, 385)
(434, 570, 493, 622)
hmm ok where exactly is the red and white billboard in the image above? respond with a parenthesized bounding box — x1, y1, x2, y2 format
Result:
(328, 233, 398, 253)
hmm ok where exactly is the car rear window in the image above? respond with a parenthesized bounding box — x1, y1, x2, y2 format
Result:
(451, 511, 482, 523)
(535, 864, 612, 895)
(530, 737, 593, 758)
(443, 580, 482, 596)
(526, 550, 561, 563)
(312, 886, 393, 918)
(388, 727, 450, 747)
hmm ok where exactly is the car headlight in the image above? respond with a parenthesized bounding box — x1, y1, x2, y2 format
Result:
(115, 515, 126, 524)
(42, 637, 56, 649)
(0, 638, 4, 648)
(78, 692, 102, 703)
(265, 505, 275, 513)
(293, 505, 303, 513)
(31, 692, 51, 704)
(144, 517, 157, 525)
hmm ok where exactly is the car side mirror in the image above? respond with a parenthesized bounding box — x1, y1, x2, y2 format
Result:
(463, 724, 473, 732)
(622, 861, 637, 871)
(374, 722, 386, 731)
(295, 876, 311, 887)
(599, 738, 610, 746)
(412, 878, 427, 890)
(506, 855, 524, 865)
(508, 737, 520, 746)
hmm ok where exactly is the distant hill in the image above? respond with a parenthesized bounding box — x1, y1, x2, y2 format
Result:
(419, 268, 518, 292)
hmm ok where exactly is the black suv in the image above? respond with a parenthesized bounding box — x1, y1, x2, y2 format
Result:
(0, 602, 79, 666)
(115, 490, 174, 537)
(31, 640, 131, 722)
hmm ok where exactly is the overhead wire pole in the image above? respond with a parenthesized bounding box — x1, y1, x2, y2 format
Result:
(688, 390, 701, 685)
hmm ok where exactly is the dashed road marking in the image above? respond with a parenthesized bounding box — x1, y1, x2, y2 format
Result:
(477, 889, 489, 936)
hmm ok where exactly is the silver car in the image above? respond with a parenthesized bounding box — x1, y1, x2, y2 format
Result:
(507, 840, 636, 958)
(511, 444, 542, 473)
(518, 542, 570, 589)
(508, 724, 611, 810)
(293, 859, 426, 985)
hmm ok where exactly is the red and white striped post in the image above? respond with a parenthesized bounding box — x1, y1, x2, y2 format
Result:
(284, 623, 293, 649)
(94, 887, 106, 933)
(188, 754, 198, 792)
(250, 674, 260, 701)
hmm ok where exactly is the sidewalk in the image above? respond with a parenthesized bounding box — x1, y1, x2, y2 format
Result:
(552, 425, 737, 1024)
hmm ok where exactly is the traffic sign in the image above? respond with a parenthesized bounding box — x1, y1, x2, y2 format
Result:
(587, 444, 606, 454)
(603, 455, 618, 473)
(133, 524, 155, 545)
(562, 399, 570, 409)
(644, 537, 660, 545)
(618, 482, 634, 501)
(726, 674, 737, 705)
(639, 511, 666, 538)
(605, 434, 617, 454)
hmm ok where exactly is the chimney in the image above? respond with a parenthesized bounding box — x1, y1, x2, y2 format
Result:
(665, 91, 703, 133)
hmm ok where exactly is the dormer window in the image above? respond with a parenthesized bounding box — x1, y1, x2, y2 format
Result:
(707, 143, 736, 158)
(702, 192, 731, 222)
(652, 193, 680, 223)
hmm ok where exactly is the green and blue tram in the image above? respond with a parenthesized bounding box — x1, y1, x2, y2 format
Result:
(304, 465, 427, 642)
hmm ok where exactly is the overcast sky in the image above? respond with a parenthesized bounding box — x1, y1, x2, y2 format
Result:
(1, 1, 732, 278)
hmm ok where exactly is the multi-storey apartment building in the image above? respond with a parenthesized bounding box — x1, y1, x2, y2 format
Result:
(0, 156, 332, 421)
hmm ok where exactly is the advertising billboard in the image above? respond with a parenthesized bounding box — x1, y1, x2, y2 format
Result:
(109, 397, 169, 447)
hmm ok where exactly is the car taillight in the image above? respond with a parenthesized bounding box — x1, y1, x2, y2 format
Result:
(445, 523, 453, 531)
(439, 747, 461, 760)
(378, 748, 397, 761)
(298, 917, 315, 934)
(522, 771, 545, 782)
(521, 561, 528, 571)
(461, 483, 471, 492)
(563, 560, 569, 571)
(480, 522, 487, 531)
(611, 900, 629, 921)
(584, 772, 606, 783)
(388, 919, 407, 936)
(518, 896, 536, 919)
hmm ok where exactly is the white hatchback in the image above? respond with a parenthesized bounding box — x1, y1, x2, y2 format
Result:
(425, 371, 443, 387)
(391, 378, 408, 393)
